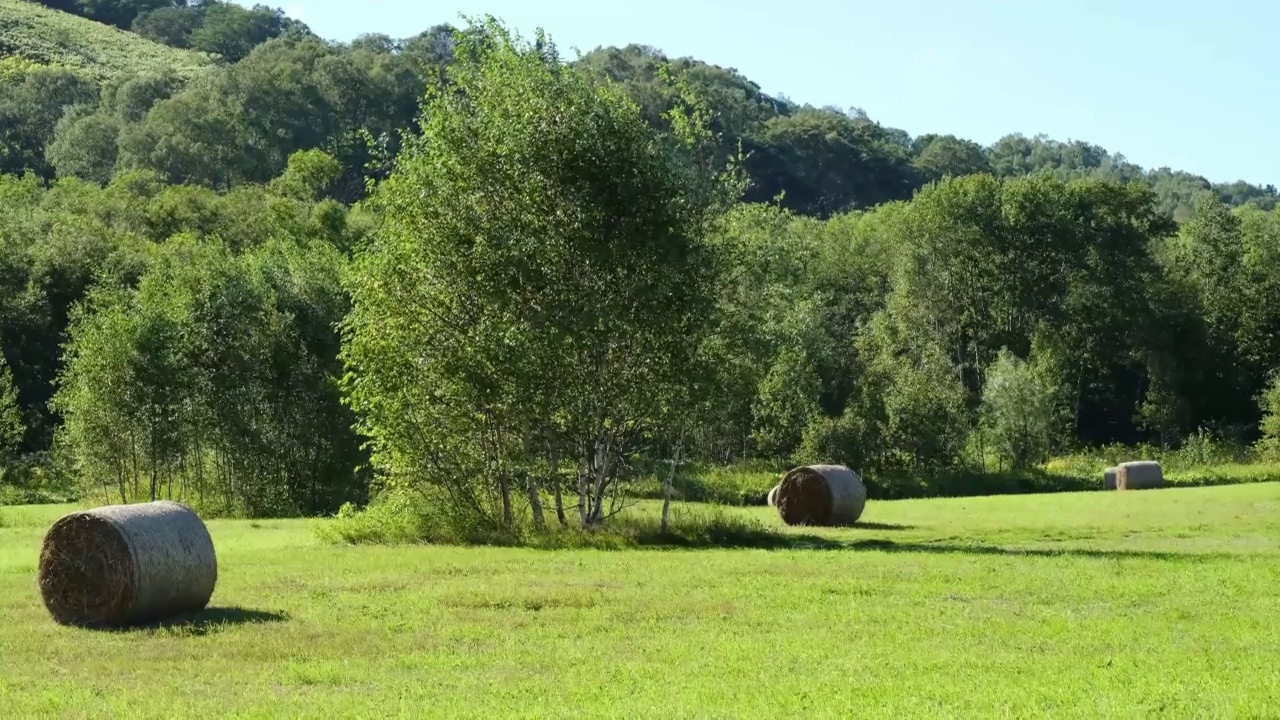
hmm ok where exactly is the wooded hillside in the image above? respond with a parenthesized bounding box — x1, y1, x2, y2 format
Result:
(2, 5, 1278, 519)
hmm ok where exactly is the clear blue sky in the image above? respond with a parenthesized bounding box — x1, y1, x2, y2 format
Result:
(257, 0, 1278, 187)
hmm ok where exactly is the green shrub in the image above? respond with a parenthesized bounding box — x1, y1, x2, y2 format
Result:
(315, 489, 786, 550)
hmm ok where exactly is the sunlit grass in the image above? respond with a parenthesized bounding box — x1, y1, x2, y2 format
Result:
(1, 483, 1278, 716)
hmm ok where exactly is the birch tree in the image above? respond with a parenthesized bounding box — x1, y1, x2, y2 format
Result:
(342, 17, 737, 531)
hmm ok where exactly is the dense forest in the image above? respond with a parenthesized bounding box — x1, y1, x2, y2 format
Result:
(2, 0, 1279, 525)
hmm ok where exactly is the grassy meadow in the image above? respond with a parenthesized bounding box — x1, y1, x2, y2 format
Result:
(2, 483, 1279, 717)
(0, 0, 212, 80)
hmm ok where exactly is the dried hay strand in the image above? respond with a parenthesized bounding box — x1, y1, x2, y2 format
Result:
(1116, 460, 1165, 491)
(767, 485, 779, 507)
(774, 464, 867, 526)
(1103, 467, 1118, 490)
(37, 501, 217, 628)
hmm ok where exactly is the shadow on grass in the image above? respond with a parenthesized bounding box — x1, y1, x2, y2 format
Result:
(100, 607, 288, 635)
(634, 528, 1221, 561)
(836, 539, 1222, 561)
(850, 522, 916, 531)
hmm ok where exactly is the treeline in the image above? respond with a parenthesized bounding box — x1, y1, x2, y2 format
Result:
(2, 10, 1279, 519)
(31, 1, 303, 61)
(3, 6, 1276, 221)
(1, 29, 454, 195)
(0, 151, 369, 513)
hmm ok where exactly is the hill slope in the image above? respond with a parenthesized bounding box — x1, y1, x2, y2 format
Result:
(0, 0, 211, 81)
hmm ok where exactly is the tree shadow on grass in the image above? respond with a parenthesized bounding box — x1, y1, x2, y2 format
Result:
(849, 522, 916, 531)
(838, 538, 1221, 561)
(634, 526, 1223, 561)
(98, 607, 288, 635)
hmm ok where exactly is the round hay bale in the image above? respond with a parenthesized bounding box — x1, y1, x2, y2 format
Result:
(1116, 460, 1165, 490)
(767, 485, 779, 507)
(37, 501, 217, 627)
(1103, 467, 1118, 491)
(774, 465, 867, 526)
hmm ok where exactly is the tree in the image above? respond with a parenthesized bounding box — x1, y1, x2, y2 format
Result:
(0, 68, 98, 178)
(912, 134, 992, 183)
(745, 107, 917, 216)
(56, 235, 367, 515)
(0, 352, 23, 474)
(47, 108, 122, 184)
(31, 0, 176, 29)
(1257, 373, 1280, 461)
(342, 18, 736, 533)
(133, 5, 206, 48)
(751, 347, 821, 458)
(190, 3, 297, 62)
(980, 349, 1057, 470)
(268, 149, 342, 201)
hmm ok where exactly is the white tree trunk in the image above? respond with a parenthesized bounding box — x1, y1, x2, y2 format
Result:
(576, 455, 589, 527)
(553, 478, 567, 526)
(526, 472, 545, 529)
(587, 436, 610, 525)
(660, 440, 682, 534)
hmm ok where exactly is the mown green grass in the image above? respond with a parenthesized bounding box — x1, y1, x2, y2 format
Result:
(0, 0, 212, 81)
(2, 484, 1279, 717)
(630, 455, 1280, 506)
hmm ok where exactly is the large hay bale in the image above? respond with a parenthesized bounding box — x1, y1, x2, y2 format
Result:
(774, 465, 867, 526)
(1116, 460, 1165, 491)
(1103, 467, 1118, 490)
(37, 501, 217, 627)
(767, 485, 779, 507)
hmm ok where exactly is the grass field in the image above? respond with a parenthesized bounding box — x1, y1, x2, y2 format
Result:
(2, 484, 1279, 717)
(630, 456, 1280, 506)
(0, 0, 212, 80)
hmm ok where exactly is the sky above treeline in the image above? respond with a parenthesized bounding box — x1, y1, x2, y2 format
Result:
(243, 0, 1279, 188)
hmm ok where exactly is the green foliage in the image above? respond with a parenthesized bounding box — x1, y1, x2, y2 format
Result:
(114, 35, 429, 195)
(268, 148, 342, 201)
(344, 17, 736, 531)
(796, 411, 865, 471)
(317, 487, 779, 549)
(0, 55, 45, 83)
(0, 160, 363, 516)
(0, 66, 98, 177)
(0, 0, 212, 81)
(746, 107, 916, 216)
(46, 105, 121, 182)
(189, 2, 296, 62)
(911, 134, 992, 182)
(1256, 374, 1280, 461)
(750, 347, 820, 457)
(56, 235, 367, 517)
(979, 349, 1058, 470)
(0, 352, 23, 473)
(5, 2, 1280, 516)
(131, 4, 203, 47)
(879, 344, 969, 472)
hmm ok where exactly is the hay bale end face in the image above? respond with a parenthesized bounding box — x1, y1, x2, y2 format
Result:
(767, 485, 779, 507)
(774, 465, 867, 526)
(1103, 467, 1118, 490)
(1116, 461, 1165, 491)
(38, 501, 217, 628)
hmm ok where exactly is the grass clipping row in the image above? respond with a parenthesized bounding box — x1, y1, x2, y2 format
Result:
(774, 464, 867, 526)
(38, 501, 217, 627)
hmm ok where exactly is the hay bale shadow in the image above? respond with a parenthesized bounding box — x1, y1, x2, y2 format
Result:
(94, 606, 288, 635)
(851, 522, 916, 531)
